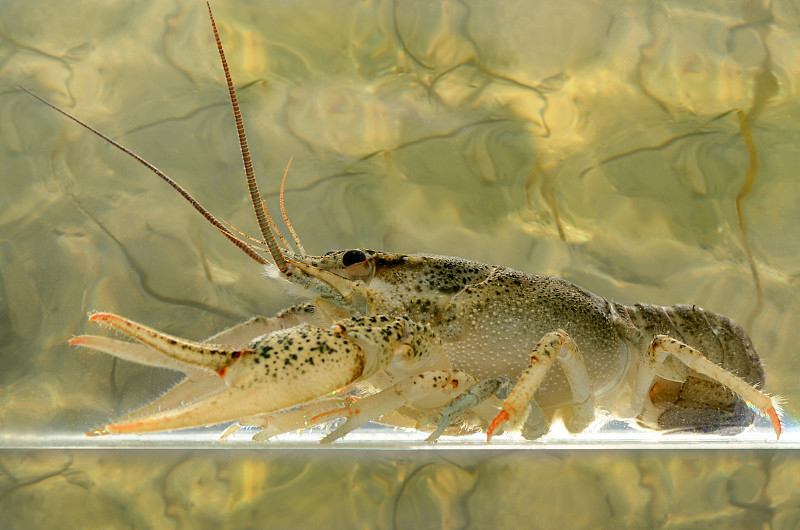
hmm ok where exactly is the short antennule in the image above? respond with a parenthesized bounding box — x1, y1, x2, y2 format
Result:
(280, 155, 306, 256)
(206, 2, 288, 272)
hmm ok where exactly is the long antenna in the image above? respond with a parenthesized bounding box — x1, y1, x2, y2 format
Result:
(206, 2, 288, 272)
(17, 85, 269, 267)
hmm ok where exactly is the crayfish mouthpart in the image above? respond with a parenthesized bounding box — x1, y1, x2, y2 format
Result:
(292, 260, 354, 296)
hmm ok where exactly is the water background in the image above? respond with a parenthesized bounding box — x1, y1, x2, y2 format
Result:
(2, 0, 800, 527)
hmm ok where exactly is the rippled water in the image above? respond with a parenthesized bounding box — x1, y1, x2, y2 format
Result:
(2, 0, 800, 527)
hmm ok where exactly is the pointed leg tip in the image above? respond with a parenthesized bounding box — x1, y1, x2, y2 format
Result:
(219, 423, 241, 440)
(487, 409, 510, 442)
(766, 407, 781, 440)
(424, 432, 440, 443)
(423, 420, 446, 442)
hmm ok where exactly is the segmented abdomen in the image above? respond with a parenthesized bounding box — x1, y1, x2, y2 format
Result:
(620, 303, 765, 389)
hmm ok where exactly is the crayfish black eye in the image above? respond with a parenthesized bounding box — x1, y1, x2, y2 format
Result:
(342, 249, 367, 267)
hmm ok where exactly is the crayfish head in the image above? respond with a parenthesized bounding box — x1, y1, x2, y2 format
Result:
(276, 249, 495, 325)
(281, 249, 417, 316)
(289, 249, 379, 283)
(268, 249, 383, 312)
(269, 251, 374, 316)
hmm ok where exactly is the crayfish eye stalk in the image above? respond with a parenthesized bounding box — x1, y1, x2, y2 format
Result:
(206, 1, 288, 273)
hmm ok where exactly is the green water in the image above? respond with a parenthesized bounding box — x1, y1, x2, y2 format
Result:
(2, 0, 800, 527)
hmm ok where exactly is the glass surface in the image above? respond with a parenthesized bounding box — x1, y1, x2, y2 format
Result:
(2, 0, 800, 527)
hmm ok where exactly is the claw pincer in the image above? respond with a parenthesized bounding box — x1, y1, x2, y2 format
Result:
(73, 313, 438, 435)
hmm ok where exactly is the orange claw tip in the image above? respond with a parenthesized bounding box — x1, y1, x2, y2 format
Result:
(487, 409, 510, 441)
(68, 335, 94, 347)
(88, 312, 112, 323)
(69, 335, 105, 348)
